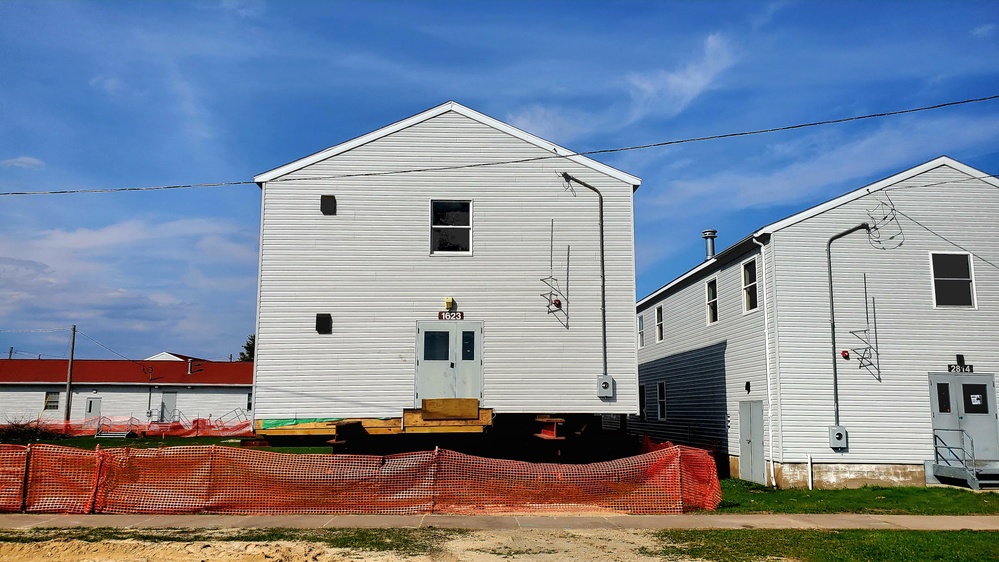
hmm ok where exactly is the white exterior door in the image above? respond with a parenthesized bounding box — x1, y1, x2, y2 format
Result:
(739, 400, 765, 484)
(416, 321, 482, 405)
(930, 373, 999, 462)
(84, 397, 101, 420)
(160, 391, 178, 422)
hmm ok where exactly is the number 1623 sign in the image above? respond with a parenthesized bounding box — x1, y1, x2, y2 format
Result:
(438, 311, 464, 320)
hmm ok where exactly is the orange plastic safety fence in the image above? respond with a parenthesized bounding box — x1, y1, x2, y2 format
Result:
(24, 444, 99, 513)
(30, 418, 253, 438)
(2, 444, 722, 515)
(434, 448, 683, 514)
(0, 445, 28, 512)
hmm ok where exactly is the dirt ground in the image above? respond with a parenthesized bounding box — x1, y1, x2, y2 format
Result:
(0, 529, 673, 561)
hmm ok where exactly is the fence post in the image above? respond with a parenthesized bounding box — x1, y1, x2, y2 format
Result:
(86, 444, 105, 514)
(20, 444, 31, 513)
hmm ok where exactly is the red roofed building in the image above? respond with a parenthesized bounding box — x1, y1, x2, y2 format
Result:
(0, 358, 252, 426)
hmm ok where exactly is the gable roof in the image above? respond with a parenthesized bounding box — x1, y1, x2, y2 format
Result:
(254, 101, 642, 188)
(638, 155, 997, 310)
(144, 352, 207, 362)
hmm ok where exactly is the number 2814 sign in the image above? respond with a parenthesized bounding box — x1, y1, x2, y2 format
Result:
(948, 364, 974, 373)
(438, 311, 464, 320)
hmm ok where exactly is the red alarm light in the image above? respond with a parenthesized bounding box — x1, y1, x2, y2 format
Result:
(552, 298, 562, 309)
(841, 350, 850, 360)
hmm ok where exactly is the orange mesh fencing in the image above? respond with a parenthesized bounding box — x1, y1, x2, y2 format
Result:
(31, 417, 253, 438)
(2, 443, 721, 515)
(0, 445, 28, 512)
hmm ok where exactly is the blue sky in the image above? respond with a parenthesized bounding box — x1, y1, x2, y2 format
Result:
(1, 1, 997, 360)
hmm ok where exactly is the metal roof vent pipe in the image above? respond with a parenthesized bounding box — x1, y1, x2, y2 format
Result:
(702, 229, 718, 260)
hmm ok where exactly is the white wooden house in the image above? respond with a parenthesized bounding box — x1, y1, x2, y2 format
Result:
(252, 101, 641, 438)
(0, 359, 252, 425)
(628, 156, 999, 489)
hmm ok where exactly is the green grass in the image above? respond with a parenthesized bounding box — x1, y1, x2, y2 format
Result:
(647, 529, 999, 562)
(0, 527, 465, 556)
(718, 478, 999, 515)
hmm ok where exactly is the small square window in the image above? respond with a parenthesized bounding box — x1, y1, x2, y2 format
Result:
(743, 259, 758, 312)
(320, 195, 337, 215)
(316, 313, 333, 334)
(43, 391, 59, 411)
(931, 253, 975, 307)
(431, 201, 471, 253)
(655, 306, 664, 342)
(706, 279, 719, 324)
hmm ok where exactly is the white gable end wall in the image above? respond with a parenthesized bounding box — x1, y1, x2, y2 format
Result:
(770, 164, 999, 472)
(254, 111, 638, 421)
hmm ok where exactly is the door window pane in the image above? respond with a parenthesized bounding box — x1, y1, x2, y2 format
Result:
(936, 383, 951, 413)
(424, 331, 450, 361)
(963, 383, 989, 414)
(461, 331, 475, 360)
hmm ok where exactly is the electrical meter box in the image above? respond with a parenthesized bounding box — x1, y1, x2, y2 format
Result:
(829, 425, 848, 449)
(597, 375, 615, 398)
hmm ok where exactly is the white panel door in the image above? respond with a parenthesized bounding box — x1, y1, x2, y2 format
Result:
(416, 321, 483, 404)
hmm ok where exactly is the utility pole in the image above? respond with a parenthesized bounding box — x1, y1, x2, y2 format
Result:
(64, 325, 76, 422)
(7, 347, 12, 359)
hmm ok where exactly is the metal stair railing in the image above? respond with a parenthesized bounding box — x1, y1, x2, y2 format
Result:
(214, 408, 249, 429)
(934, 428, 978, 489)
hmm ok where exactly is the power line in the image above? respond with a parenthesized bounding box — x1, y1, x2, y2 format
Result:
(0, 328, 70, 333)
(75, 330, 152, 372)
(894, 208, 999, 272)
(2, 93, 997, 196)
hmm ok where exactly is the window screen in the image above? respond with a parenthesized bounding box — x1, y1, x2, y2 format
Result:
(431, 201, 471, 253)
(424, 331, 450, 361)
(932, 253, 974, 306)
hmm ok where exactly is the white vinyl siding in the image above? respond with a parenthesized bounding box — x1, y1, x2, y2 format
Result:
(255, 110, 639, 420)
(770, 163, 999, 465)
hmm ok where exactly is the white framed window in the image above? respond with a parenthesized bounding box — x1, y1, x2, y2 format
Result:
(656, 382, 666, 420)
(637, 314, 645, 348)
(706, 278, 719, 324)
(742, 258, 759, 313)
(655, 305, 664, 342)
(43, 391, 59, 411)
(430, 200, 471, 254)
(931, 252, 976, 307)
(638, 384, 647, 420)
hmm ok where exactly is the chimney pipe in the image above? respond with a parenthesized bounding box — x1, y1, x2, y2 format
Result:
(702, 229, 718, 260)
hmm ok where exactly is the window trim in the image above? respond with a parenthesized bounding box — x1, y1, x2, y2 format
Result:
(706, 278, 719, 325)
(429, 199, 473, 256)
(929, 251, 977, 309)
(637, 314, 645, 348)
(43, 391, 59, 411)
(742, 257, 759, 314)
(655, 305, 664, 342)
(656, 381, 666, 420)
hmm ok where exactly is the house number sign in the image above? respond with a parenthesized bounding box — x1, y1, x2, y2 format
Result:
(947, 364, 974, 373)
(438, 311, 464, 320)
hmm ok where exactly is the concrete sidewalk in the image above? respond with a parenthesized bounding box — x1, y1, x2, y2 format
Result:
(1, 513, 998, 531)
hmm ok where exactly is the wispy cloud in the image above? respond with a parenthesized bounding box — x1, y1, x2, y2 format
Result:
(972, 23, 996, 38)
(626, 33, 734, 123)
(222, 0, 266, 19)
(0, 156, 45, 169)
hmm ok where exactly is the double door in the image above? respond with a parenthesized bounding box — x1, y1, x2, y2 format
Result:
(929, 373, 999, 462)
(416, 321, 482, 405)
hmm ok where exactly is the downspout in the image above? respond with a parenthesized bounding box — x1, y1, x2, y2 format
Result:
(753, 237, 777, 487)
(826, 223, 870, 427)
(560, 172, 608, 379)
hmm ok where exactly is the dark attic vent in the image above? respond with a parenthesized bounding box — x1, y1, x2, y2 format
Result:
(316, 314, 333, 334)
(320, 195, 337, 215)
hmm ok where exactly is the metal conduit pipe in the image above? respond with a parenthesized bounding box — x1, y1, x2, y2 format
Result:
(826, 223, 870, 427)
(560, 172, 609, 379)
(753, 237, 777, 486)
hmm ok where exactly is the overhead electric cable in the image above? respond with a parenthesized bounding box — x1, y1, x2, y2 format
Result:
(1, 93, 997, 196)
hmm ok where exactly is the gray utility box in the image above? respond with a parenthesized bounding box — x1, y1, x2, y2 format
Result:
(829, 425, 848, 449)
(597, 375, 615, 398)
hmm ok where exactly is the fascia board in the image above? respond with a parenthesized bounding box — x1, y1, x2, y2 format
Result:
(254, 101, 642, 188)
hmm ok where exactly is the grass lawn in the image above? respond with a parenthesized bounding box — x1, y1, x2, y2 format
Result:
(647, 529, 999, 562)
(718, 478, 999, 515)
